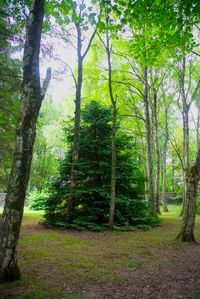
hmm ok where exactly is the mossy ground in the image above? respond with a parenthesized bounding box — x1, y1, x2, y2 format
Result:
(0, 205, 199, 299)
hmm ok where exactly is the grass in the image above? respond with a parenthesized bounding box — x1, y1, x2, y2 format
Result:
(0, 205, 199, 298)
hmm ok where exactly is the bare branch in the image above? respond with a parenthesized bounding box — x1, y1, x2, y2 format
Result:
(192, 80, 200, 101)
(96, 31, 107, 50)
(41, 67, 52, 99)
(191, 51, 200, 58)
(82, 28, 97, 60)
(186, 60, 192, 101)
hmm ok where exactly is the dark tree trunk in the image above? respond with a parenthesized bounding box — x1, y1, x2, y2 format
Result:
(176, 145, 200, 242)
(143, 68, 155, 214)
(0, 0, 51, 283)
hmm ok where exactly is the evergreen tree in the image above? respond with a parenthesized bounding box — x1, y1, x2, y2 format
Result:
(44, 101, 158, 230)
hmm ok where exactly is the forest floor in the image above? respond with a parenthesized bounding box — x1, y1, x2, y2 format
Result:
(0, 206, 200, 299)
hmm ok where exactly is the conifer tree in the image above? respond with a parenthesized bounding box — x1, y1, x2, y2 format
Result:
(44, 101, 158, 230)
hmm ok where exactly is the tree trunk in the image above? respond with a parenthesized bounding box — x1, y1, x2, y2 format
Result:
(109, 104, 117, 229)
(176, 144, 200, 242)
(143, 68, 155, 214)
(162, 105, 169, 212)
(67, 23, 83, 216)
(152, 90, 161, 214)
(67, 17, 97, 217)
(0, 0, 51, 283)
(171, 156, 175, 193)
(180, 107, 189, 216)
(179, 57, 190, 217)
(196, 107, 200, 151)
(105, 27, 117, 229)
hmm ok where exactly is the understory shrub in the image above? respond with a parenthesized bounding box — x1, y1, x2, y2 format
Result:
(28, 189, 49, 210)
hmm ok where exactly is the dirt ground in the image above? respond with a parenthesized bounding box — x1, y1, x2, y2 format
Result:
(80, 244, 200, 299)
(0, 213, 200, 299)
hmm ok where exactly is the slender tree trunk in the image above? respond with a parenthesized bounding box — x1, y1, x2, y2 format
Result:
(143, 68, 155, 214)
(171, 156, 175, 193)
(67, 17, 97, 217)
(196, 107, 200, 149)
(176, 144, 200, 242)
(109, 104, 117, 229)
(105, 28, 117, 229)
(152, 90, 161, 214)
(180, 107, 189, 216)
(67, 23, 83, 216)
(162, 105, 169, 212)
(0, 0, 51, 283)
(142, 142, 148, 203)
(179, 57, 190, 217)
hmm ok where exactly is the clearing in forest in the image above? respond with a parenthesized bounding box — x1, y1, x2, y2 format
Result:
(0, 206, 199, 299)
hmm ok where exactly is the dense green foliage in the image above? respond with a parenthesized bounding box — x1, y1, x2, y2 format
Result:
(28, 189, 48, 211)
(0, 3, 21, 190)
(43, 102, 158, 230)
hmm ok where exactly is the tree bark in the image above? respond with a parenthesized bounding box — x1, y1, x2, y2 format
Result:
(67, 14, 97, 217)
(109, 104, 117, 229)
(67, 23, 83, 216)
(143, 68, 155, 214)
(152, 90, 161, 214)
(105, 23, 117, 229)
(162, 104, 169, 212)
(176, 144, 200, 242)
(171, 156, 175, 193)
(196, 106, 200, 150)
(0, 0, 51, 283)
(179, 57, 190, 217)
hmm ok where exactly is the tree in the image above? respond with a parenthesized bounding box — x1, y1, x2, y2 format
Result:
(161, 88, 170, 212)
(101, 10, 118, 229)
(143, 67, 155, 214)
(0, 0, 51, 282)
(44, 101, 157, 230)
(61, 0, 100, 217)
(176, 143, 200, 242)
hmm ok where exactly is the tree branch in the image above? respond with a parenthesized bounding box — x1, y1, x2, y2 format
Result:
(82, 28, 97, 60)
(41, 67, 51, 99)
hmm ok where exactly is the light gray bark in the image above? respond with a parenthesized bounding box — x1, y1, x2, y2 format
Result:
(109, 104, 117, 229)
(176, 144, 200, 242)
(171, 156, 175, 193)
(143, 68, 155, 214)
(152, 90, 161, 214)
(106, 30, 117, 230)
(0, 0, 51, 282)
(179, 57, 190, 217)
(162, 104, 169, 212)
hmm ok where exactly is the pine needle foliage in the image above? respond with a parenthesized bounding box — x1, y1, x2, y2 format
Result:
(44, 101, 159, 230)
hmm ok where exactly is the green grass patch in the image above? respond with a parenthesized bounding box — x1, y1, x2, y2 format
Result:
(0, 206, 199, 299)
